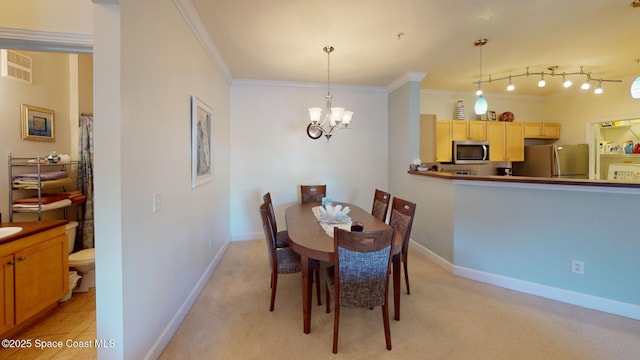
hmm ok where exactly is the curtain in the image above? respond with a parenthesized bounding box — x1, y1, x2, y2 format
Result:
(78, 115, 94, 249)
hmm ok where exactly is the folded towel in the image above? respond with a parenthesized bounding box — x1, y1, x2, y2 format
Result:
(13, 193, 70, 205)
(13, 170, 68, 181)
(12, 199, 72, 212)
(12, 177, 73, 189)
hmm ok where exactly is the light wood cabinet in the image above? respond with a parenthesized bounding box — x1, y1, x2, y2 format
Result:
(523, 122, 560, 139)
(486, 122, 525, 162)
(452, 120, 486, 141)
(421, 115, 454, 162)
(0, 254, 15, 334)
(0, 225, 68, 337)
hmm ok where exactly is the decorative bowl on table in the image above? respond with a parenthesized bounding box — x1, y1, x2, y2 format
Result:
(318, 204, 351, 223)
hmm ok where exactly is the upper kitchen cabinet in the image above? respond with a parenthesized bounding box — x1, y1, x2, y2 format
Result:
(523, 122, 560, 139)
(486, 122, 524, 162)
(420, 115, 453, 163)
(452, 120, 486, 141)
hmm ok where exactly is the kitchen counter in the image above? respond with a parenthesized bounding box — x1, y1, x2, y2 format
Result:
(408, 170, 640, 189)
(0, 220, 69, 245)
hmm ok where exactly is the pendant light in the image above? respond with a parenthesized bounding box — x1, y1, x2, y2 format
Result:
(473, 38, 488, 115)
(631, 59, 640, 99)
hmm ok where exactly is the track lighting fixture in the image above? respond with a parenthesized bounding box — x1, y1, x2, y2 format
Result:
(472, 64, 621, 95)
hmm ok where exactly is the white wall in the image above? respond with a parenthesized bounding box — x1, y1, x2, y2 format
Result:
(230, 81, 388, 240)
(95, 0, 231, 358)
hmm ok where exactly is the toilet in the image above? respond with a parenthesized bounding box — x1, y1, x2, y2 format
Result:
(66, 221, 96, 293)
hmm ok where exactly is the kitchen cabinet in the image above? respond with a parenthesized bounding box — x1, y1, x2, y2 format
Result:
(0, 224, 68, 337)
(452, 120, 486, 141)
(420, 115, 454, 162)
(486, 122, 524, 162)
(523, 122, 560, 139)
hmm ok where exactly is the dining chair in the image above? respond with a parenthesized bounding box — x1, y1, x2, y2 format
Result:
(371, 189, 391, 222)
(300, 184, 326, 203)
(388, 197, 417, 295)
(262, 192, 289, 248)
(325, 228, 394, 353)
(259, 203, 321, 311)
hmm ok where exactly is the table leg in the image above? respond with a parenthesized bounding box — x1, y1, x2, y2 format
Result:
(301, 255, 313, 334)
(393, 253, 401, 321)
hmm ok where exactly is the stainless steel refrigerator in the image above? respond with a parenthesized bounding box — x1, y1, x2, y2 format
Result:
(512, 144, 589, 178)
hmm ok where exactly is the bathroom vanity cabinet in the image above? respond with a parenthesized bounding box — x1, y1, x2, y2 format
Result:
(0, 222, 68, 337)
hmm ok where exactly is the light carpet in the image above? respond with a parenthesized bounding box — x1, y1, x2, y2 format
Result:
(160, 240, 640, 359)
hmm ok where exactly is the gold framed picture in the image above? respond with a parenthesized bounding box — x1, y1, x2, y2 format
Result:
(21, 104, 55, 141)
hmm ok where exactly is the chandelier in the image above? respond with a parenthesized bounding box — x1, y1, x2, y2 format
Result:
(306, 46, 353, 140)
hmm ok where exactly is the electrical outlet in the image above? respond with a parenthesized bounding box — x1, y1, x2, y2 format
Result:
(152, 192, 161, 213)
(571, 260, 584, 275)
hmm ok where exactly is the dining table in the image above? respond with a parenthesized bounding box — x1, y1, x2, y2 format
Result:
(285, 201, 403, 334)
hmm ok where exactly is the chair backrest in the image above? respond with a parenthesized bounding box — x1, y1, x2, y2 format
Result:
(388, 197, 417, 256)
(371, 189, 391, 221)
(300, 184, 326, 203)
(262, 192, 278, 234)
(333, 228, 394, 308)
(259, 202, 277, 267)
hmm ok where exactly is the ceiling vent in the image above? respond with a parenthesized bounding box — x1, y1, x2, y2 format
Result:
(1, 49, 32, 84)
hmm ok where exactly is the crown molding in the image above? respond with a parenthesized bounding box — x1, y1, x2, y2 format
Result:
(173, 0, 233, 84)
(387, 72, 427, 93)
(232, 78, 386, 93)
(0, 27, 92, 53)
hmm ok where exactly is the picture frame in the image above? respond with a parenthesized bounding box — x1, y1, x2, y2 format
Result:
(487, 110, 497, 121)
(191, 95, 213, 188)
(21, 104, 55, 141)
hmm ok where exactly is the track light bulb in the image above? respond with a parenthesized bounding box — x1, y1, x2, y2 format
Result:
(538, 75, 546, 88)
(562, 75, 572, 88)
(507, 83, 515, 91)
(581, 81, 591, 90)
(594, 81, 603, 94)
(476, 88, 483, 96)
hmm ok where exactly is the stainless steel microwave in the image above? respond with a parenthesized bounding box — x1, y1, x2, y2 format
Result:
(453, 141, 490, 164)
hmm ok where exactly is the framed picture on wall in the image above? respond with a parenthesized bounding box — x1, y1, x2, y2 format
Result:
(191, 95, 213, 188)
(21, 104, 55, 141)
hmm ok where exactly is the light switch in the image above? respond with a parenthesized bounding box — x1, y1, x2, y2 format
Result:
(153, 192, 161, 213)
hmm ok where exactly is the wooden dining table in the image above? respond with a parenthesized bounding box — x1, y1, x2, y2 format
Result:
(285, 201, 403, 334)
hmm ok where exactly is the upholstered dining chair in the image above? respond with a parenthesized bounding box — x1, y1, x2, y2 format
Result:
(259, 203, 321, 311)
(371, 189, 391, 222)
(300, 184, 326, 203)
(388, 197, 417, 295)
(262, 192, 289, 248)
(325, 228, 395, 353)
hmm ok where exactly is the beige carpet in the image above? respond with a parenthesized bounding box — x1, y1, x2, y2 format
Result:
(160, 240, 640, 359)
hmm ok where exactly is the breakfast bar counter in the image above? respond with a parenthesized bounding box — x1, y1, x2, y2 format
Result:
(408, 170, 640, 190)
(404, 169, 640, 320)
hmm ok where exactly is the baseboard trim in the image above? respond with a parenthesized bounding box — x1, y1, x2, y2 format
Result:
(410, 240, 640, 321)
(144, 238, 232, 360)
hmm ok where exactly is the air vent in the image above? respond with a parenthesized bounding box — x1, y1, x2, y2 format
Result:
(1, 49, 32, 84)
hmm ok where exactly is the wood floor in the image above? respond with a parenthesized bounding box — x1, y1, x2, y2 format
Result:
(0, 288, 96, 360)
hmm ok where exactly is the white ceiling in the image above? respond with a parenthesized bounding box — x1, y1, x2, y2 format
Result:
(191, 0, 640, 96)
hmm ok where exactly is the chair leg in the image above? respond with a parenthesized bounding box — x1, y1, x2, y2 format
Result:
(332, 303, 340, 354)
(403, 257, 410, 295)
(269, 271, 278, 312)
(382, 302, 392, 350)
(315, 266, 322, 306)
(325, 282, 331, 313)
